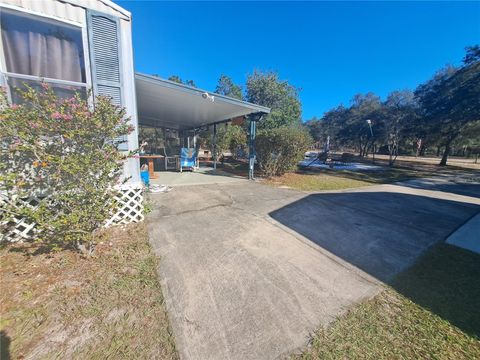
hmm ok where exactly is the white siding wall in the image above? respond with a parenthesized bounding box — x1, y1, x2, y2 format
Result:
(0, 0, 130, 23)
(118, 17, 140, 185)
(0, 0, 141, 185)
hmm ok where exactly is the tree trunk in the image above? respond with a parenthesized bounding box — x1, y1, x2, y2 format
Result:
(439, 143, 451, 166)
(420, 145, 426, 156)
(388, 143, 397, 166)
(362, 141, 369, 158)
(358, 139, 364, 156)
(415, 138, 422, 157)
(372, 142, 376, 164)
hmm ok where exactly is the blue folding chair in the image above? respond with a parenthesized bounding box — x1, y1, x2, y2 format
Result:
(180, 148, 198, 172)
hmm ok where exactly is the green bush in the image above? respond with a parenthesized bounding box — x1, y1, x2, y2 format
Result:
(222, 125, 247, 158)
(0, 85, 134, 252)
(256, 126, 312, 177)
(199, 124, 247, 159)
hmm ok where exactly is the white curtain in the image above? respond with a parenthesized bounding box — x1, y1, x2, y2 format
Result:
(2, 28, 82, 82)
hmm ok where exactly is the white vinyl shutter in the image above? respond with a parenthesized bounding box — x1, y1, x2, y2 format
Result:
(87, 10, 128, 150)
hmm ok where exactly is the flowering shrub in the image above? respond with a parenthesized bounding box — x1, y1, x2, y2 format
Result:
(0, 85, 134, 252)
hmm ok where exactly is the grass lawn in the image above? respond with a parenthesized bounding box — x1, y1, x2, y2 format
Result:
(265, 172, 373, 191)
(296, 244, 480, 359)
(265, 165, 433, 191)
(219, 155, 479, 191)
(264, 154, 480, 191)
(0, 223, 178, 359)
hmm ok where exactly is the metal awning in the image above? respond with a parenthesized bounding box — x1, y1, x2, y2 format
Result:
(135, 73, 270, 130)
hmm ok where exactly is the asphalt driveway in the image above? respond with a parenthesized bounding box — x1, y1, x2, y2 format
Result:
(147, 178, 480, 360)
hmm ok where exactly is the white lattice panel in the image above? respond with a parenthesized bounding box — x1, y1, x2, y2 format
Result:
(105, 186, 144, 227)
(0, 186, 144, 243)
(0, 195, 44, 243)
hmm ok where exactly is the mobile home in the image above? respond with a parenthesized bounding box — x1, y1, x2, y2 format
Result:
(0, 0, 141, 185)
(0, 0, 270, 235)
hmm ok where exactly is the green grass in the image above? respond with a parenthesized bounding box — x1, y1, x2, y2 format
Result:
(265, 165, 431, 191)
(296, 244, 480, 359)
(0, 224, 178, 359)
(392, 243, 480, 339)
(324, 166, 432, 184)
(266, 172, 373, 191)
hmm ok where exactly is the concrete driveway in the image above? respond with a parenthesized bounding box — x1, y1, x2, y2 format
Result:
(147, 178, 480, 360)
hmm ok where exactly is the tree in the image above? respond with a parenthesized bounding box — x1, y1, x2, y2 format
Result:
(168, 75, 183, 84)
(221, 125, 247, 159)
(463, 45, 480, 65)
(305, 106, 349, 151)
(336, 93, 383, 156)
(383, 90, 419, 165)
(415, 46, 480, 165)
(453, 121, 480, 161)
(304, 116, 324, 146)
(215, 74, 243, 100)
(245, 70, 302, 129)
(168, 75, 197, 87)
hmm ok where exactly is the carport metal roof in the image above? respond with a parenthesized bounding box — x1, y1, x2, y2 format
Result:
(135, 73, 270, 130)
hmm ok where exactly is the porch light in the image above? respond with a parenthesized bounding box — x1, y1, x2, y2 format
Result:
(202, 92, 215, 102)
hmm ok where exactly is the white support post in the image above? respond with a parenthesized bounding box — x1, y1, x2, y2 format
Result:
(213, 123, 217, 171)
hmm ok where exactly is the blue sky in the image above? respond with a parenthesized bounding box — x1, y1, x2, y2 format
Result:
(118, 1, 480, 120)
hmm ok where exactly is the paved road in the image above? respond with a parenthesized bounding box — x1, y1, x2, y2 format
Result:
(147, 177, 480, 360)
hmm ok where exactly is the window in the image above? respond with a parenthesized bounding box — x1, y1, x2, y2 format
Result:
(0, 9, 88, 102)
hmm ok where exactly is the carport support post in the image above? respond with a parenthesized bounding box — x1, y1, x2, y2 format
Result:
(213, 123, 217, 170)
(248, 118, 257, 180)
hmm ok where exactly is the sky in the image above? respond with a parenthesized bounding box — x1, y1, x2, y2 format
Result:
(118, 1, 480, 120)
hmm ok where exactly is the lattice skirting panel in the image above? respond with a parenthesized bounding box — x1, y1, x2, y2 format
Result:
(0, 195, 43, 243)
(105, 186, 144, 227)
(0, 186, 144, 243)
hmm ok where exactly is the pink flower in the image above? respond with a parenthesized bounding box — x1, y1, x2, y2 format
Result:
(62, 114, 73, 121)
(41, 83, 50, 90)
(10, 104, 19, 110)
(29, 122, 39, 129)
(51, 112, 62, 119)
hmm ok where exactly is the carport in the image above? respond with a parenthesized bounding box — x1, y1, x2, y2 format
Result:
(135, 73, 270, 180)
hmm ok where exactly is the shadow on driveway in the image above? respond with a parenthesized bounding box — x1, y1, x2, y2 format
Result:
(270, 191, 479, 282)
(269, 190, 480, 336)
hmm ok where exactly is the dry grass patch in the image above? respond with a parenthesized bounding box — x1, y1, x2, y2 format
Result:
(0, 223, 178, 359)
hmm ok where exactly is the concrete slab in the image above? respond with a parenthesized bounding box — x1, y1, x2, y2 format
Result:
(397, 172, 480, 198)
(150, 167, 246, 187)
(446, 213, 480, 254)
(147, 184, 379, 360)
(269, 184, 479, 282)
(146, 178, 480, 360)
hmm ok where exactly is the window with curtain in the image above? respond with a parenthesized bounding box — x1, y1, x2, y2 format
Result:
(0, 9, 87, 103)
